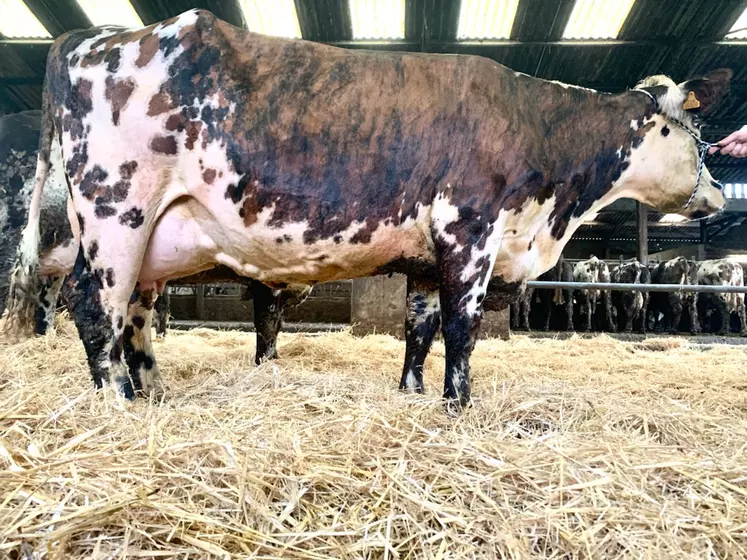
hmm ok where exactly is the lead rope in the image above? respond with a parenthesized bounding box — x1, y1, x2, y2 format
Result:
(635, 89, 723, 212)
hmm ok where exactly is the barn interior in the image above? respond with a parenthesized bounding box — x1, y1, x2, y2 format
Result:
(5, 4, 747, 558)
(3, 0, 747, 332)
(3, 0, 747, 264)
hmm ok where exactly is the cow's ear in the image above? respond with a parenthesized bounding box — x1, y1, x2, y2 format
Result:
(678, 68, 733, 115)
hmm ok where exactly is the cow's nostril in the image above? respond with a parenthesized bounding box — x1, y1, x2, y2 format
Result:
(711, 179, 724, 191)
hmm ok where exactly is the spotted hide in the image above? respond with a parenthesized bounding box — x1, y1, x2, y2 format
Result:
(648, 257, 700, 334)
(1, 111, 310, 367)
(573, 256, 616, 333)
(696, 259, 747, 336)
(8, 9, 729, 412)
(610, 259, 649, 333)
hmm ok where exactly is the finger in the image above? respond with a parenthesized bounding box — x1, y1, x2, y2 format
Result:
(721, 143, 736, 156)
(709, 146, 720, 155)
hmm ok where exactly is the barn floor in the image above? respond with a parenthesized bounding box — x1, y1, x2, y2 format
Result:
(1, 317, 746, 558)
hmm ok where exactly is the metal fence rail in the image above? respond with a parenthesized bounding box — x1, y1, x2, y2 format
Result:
(527, 281, 747, 293)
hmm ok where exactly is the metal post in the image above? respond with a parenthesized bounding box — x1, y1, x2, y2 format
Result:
(699, 221, 709, 260)
(636, 202, 648, 265)
(195, 285, 205, 320)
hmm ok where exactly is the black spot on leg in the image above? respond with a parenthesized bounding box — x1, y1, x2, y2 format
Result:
(89, 240, 99, 260)
(119, 207, 144, 229)
(117, 316, 123, 329)
(661, 126, 670, 137)
(132, 315, 146, 329)
(105, 268, 115, 288)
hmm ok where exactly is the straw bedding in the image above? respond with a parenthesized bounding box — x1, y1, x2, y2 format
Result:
(1, 316, 746, 559)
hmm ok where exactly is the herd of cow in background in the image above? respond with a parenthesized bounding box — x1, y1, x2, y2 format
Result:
(511, 255, 747, 336)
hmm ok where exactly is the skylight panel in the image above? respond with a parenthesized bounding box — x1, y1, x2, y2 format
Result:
(725, 8, 747, 39)
(238, 0, 302, 39)
(562, 0, 636, 40)
(0, 0, 51, 38)
(76, 0, 143, 28)
(457, 0, 520, 40)
(349, 0, 405, 40)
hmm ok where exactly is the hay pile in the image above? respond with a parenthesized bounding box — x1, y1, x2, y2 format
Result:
(1, 317, 746, 559)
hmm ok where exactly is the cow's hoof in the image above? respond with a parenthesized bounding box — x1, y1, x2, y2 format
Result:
(444, 396, 471, 417)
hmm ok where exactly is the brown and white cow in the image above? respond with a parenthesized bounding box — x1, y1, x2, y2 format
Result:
(573, 256, 616, 332)
(7, 10, 728, 411)
(696, 259, 747, 336)
(648, 256, 700, 334)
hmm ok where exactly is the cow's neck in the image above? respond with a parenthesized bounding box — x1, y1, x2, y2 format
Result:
(488, 83, 655, 283)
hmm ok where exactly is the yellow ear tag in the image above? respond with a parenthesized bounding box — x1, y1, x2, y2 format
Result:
(683, 91, 701, 110)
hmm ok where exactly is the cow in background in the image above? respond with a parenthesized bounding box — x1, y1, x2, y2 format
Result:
(510, 288, 533, 331)
(532, 256, 574, 331)
(697, 259, 747, 336)
(611, 259, 650, 333)
(573, 256, 616, 332)
(648, 257, 700, 334)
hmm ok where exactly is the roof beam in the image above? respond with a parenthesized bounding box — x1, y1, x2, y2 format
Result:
(22, 0, 91, 37)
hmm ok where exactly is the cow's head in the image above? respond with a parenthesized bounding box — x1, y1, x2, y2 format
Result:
(621, 69, 732, 219)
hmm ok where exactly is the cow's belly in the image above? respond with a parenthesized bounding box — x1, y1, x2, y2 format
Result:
(139, 198, 434, 285)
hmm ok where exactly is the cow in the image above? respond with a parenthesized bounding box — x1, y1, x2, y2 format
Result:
(5, 9, 728, 412)
(0, 110, 310, 362)
(510, 255, 573, 332)
(648, 256, 700, 334)
(510, 287, 532, 330)
(573, 256, 616, 332)
(696, 259, 747, 336)
(610, 259, 649, 333)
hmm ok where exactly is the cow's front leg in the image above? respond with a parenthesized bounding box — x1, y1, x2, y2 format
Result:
(564, 289, 574, 331)
(688, 295, 701, 334)
(604, 291, 617, 332)
(669, 296, 684, 334)
(123, 286, 164, 396)
(399, 277, 441, 394)
(249, 280, 282, 364)
(432, 209, 501, 413)
(737, 295, 747, 336)
(716, 297, 730, 335)
(584, 295, 593, 332)
(34, 275, 64, 335)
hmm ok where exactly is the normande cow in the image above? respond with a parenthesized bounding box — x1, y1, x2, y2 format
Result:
(7, 9, 729, 412)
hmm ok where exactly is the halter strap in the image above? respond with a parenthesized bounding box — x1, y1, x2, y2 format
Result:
(633, 89, 723, 212)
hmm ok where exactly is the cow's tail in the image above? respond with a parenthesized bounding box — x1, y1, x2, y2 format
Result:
(4, 82, 55, 337)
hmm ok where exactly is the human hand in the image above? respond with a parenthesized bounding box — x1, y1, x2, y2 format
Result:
(709, 124, 747, 157)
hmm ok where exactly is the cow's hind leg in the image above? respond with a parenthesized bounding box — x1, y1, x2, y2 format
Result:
(63, 247, 137, 398)
(250, 280, 283, 364)
(737, 295, 747, 336)
(123, 286, 164, 396)
(34, 275, 64, 335)
(399, 277, 440, 394)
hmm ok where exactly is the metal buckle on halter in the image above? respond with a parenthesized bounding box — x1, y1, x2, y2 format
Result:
(636, 89, 722, 212)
